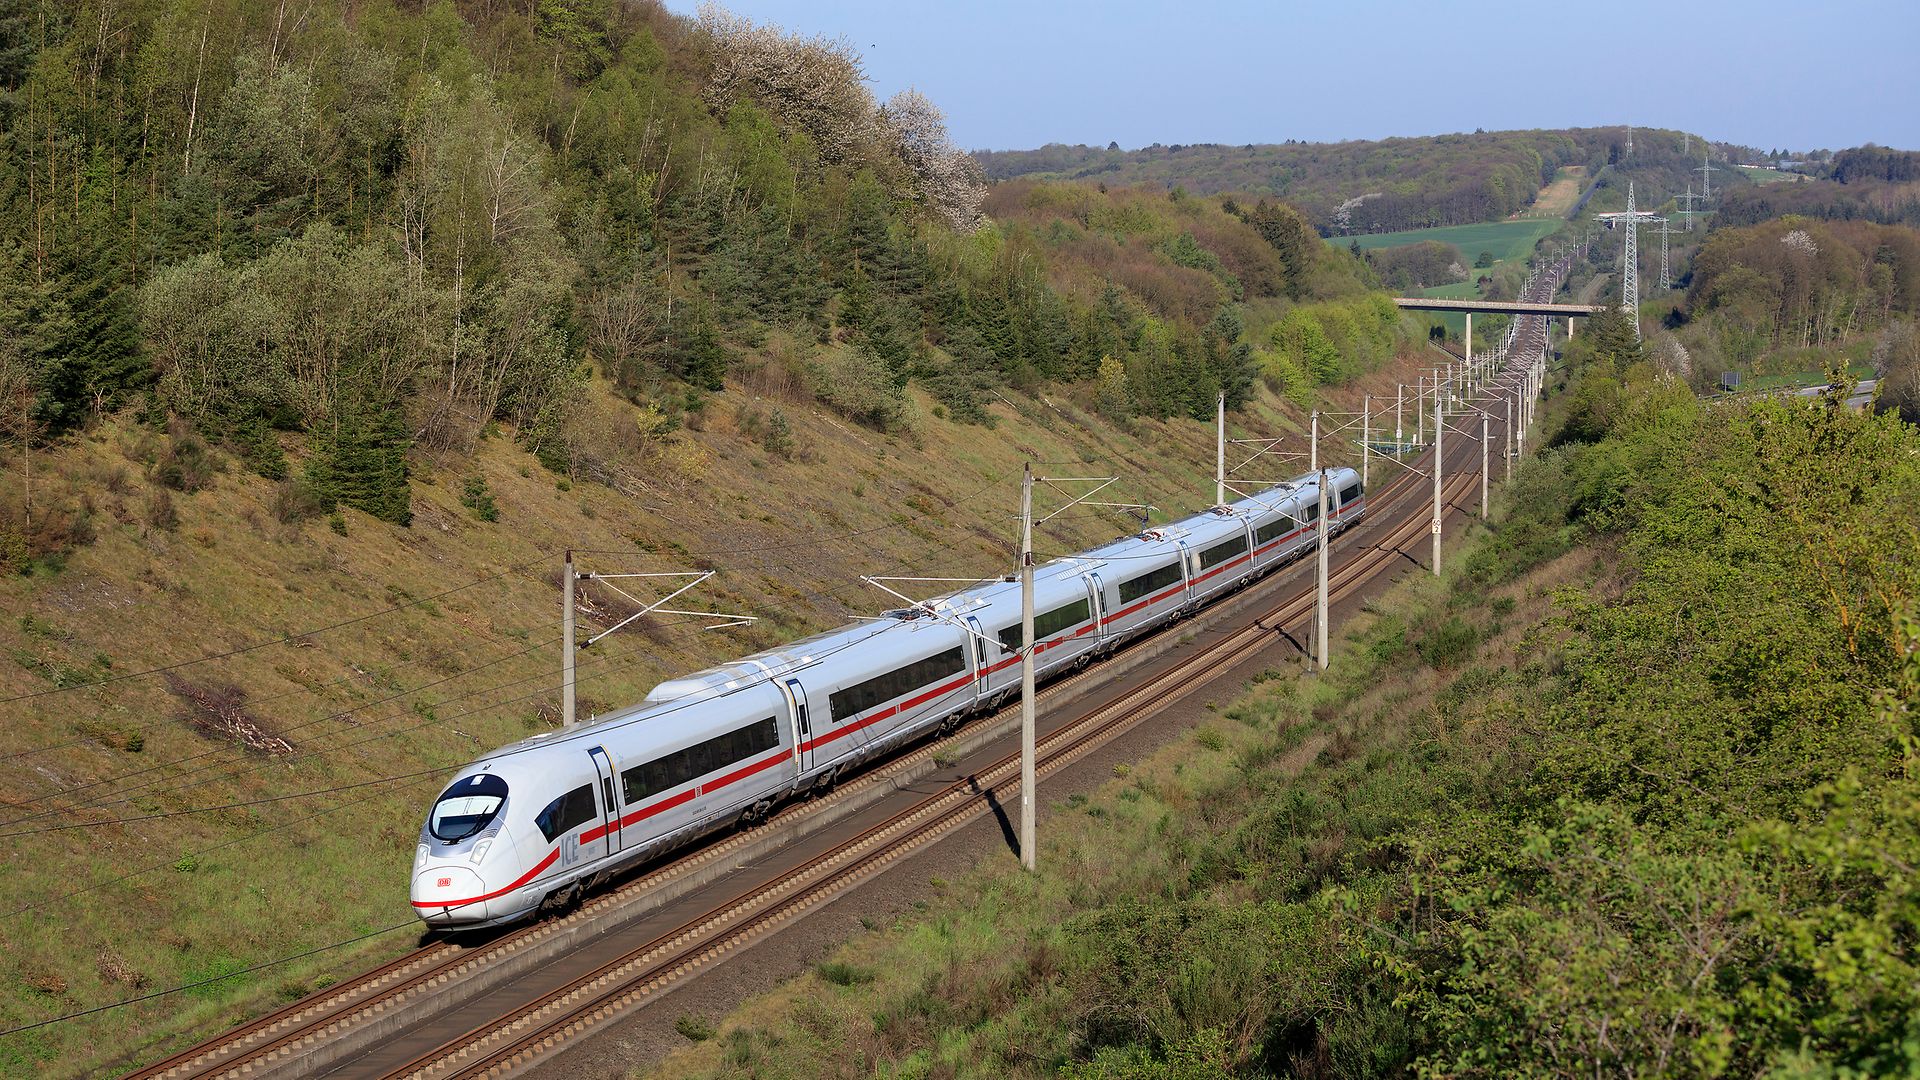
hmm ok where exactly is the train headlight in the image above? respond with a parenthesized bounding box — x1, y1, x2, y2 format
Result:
(469, 838, 493, 865)
(415, 844, 429, 870)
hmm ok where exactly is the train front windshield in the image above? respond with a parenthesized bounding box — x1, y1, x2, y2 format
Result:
(430, 773, 509, 842)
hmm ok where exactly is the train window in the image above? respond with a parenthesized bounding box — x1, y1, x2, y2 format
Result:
(1303, 500, 1319, 522)
(429, 773, 509, 843)
(829, 647, 966, 720)
(1255, 516, 1297, 545)
(999, 598, 1093, 653)
(1117, 562, 1183, 605)
(1340, 484, 1361, 505)
(622, 716, 780, 804)
(534, 784, 597, 843)
(1197, 534, 1249, 571)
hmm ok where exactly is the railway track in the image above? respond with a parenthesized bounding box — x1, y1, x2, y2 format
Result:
(123, 373, 1513, 1080)
(378, 468, 1481, 1080)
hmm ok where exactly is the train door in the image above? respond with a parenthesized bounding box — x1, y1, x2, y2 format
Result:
(1175, 541, 1197, 602)
(965, 616, 990, 693)
(586, 745, 621, 857)
(779, 678, 814, 777)
(1086, 571, 1109, 637)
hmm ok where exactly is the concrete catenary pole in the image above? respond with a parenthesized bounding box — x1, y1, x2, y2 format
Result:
(1361, 396, 1370, 491)
(1432, 395, 1444, 577)
(1416, 375, 1425, 445)
(1504, 396, 1514, 483)
(1215, 390, 1225, 507)
(1464, 312, 1473, 381)
(1315, 468, 1330, 671)
(1019, 464, 1037, 872)
(1395, 383, 1404, 446)
(562, 549, 577, 728)
(1480, 412, 1490, 518)
(1309, 409, 1319, 473)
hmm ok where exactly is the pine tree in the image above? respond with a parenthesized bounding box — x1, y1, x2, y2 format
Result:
(36, 150, 147, 430)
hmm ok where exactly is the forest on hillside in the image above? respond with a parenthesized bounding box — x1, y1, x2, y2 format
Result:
(0, 0, 1379, 572)
(1718, 147, 1920, 228)
(974, 128, 1748, 234)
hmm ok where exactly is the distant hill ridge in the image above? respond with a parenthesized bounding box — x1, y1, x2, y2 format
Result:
(975, 127, 1745, 234)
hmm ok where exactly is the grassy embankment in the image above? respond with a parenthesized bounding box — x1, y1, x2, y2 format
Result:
(655, 363, 1920, 1077)
(0, 328, 1441, 1075)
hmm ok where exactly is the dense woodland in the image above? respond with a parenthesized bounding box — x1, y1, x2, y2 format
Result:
(1718, 147, 1920, 228)
(974, 128, 1748, 234)
(0, 0, 1377, 568)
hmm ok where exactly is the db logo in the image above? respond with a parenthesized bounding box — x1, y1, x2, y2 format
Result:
(436, 877, 451, 888)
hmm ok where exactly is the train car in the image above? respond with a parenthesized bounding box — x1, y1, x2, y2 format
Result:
(412, 471, 1368, 929)
(961, 558, 1106, 703)
(1177, 508, 1258, 605)
(412, 675, 800, 927)
(1080, 527, 1192, 645)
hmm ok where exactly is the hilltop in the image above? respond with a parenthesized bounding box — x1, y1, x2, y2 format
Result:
(975, 127, 1752, 233)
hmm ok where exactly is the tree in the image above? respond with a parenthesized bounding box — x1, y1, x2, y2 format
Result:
(878, 89, 985, 232)
(1247, 199, 1320, 298)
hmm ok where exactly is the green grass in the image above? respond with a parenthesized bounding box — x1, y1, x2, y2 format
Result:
(1729, 361, 1876, 393)
(1329, 218, 1562, 263)
(1732, 165, 1799, 185)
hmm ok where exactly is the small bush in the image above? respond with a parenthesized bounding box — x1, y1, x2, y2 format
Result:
(762, 410, 795, 459)
(674, 1014, 717, 1041)
(460, 476, 498, 522)
(327, 512, 348, 536)
(1416, 616, 1480, 670)
(146, 489, 180, 532)
(271, 481, 326, 525)
(150, 423, 221, 493)
(815, 961, 875, 987)
(1195, 727, 1227, 751)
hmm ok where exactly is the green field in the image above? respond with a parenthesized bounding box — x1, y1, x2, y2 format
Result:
(1733, 164, 1801, 185)
(1331, 218, 1563, 263)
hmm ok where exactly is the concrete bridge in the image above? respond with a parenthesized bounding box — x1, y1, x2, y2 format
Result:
(1392, 297, 1603, 316)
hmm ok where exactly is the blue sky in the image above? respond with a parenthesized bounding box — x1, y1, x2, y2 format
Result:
(663, 0, 1919, 154)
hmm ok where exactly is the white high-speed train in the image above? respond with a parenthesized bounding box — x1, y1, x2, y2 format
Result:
(411, 469, 1365, 927)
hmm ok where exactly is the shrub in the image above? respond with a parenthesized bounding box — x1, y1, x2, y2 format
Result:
(762, 409, 795, 458)
(460, 476, 498, 522)
(674, 1014, 716, 1041)
(150, 424, 220, 492)
(815, 961, 876, 987)
(146, 489, 180, 532)
(1415, 616, 1479, 670)
(270, 481, 326, 525)
(815, 345, 910, 431)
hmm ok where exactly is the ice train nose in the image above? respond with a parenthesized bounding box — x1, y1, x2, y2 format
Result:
(411, 866, 490, 924)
